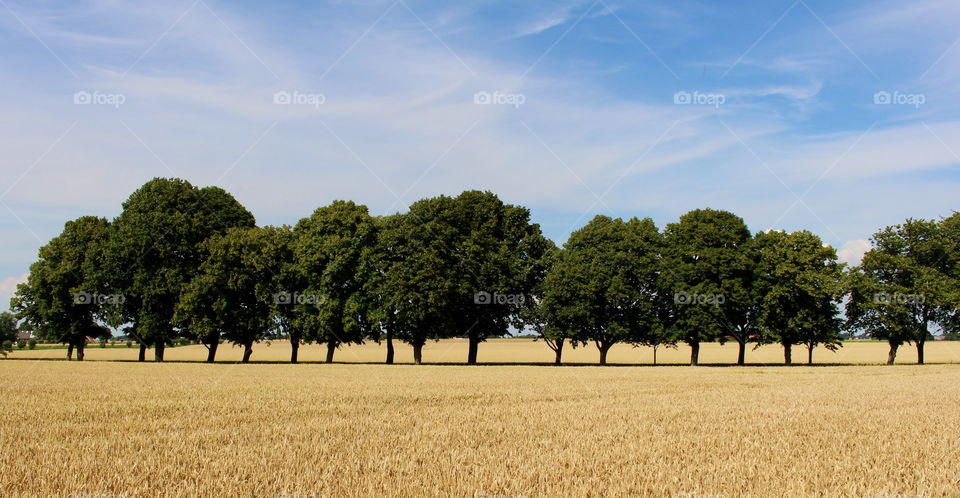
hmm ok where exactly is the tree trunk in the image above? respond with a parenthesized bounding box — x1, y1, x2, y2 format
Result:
(807, 343, 814, 365)
(290, 336, 299, 364)
(76, 343, 84, 361)
(242, 342, 253, 363)
(553, 338, 564, 365)
(138, 343, 147, 362)
(467, 335, 479, 365)
(206, 341, 218, 363)
(598, 342, 611, 365)
(690, 341, 700, 366)
(916, 340, 925, 365)
(737, 339, 746, 365)
(413, 343, 423, 365)
(67, 343, 74, 361)
(653, 345, 658, 366)
(325, 342, 336, 363)
(887, 342, 899, 365)
(783, 343, 792, 365)
(385, 332, 395, 365)
(154, 341, 165, 362)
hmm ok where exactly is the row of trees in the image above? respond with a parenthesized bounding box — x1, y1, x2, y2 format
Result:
(9, 178, 960, 365)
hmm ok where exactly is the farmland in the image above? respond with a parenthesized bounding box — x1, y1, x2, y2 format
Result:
(1, 360, 959, 496)
(7, 338, 960, 365)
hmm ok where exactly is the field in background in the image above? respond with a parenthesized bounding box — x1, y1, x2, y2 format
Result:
(1, 361, 958, 495)
(7, 338, 960, 364)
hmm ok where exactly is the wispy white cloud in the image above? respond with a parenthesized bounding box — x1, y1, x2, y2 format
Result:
(1, 0, 960, 314)
(512, 11, 571, 38)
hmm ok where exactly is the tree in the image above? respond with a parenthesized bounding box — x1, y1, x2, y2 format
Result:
(11, 216, 113, 361)
(714, 234, 765, 366)
(662, 209, 752, 365)
(541, 215, 662, 365)
(938, 212, 960, 336)
(454, 191, 551, 364)
(373, 192, 549, 365)
(441, 191, 551, 364)
(294, 201, 377, 363)
(517, 241, 566, 364)
(93, 178, 255, 362)
(364, 212, 454, 364)
(846, 218, 954, 364)
(0, 312, 17, 345)
(635, 325, 677, 366)
(255, 226, 306, 363)
(521, 297, 574, 365)
(754, 230, 844, 364)
(176, 227, 277, 363)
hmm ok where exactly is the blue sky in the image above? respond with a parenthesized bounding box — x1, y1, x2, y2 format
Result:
(1, 0, 959, 310)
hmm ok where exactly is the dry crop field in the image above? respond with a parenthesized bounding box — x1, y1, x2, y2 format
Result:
(1, 360, 959, 496)
(7, 338, 960, 365)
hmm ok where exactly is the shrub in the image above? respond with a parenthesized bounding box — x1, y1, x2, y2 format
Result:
(27, 339, 36, 350)
(126, 340, 132, 348)
(1, 340, 11, 357)
(99, 340, 107, 348)
(17, 340, 26, 350)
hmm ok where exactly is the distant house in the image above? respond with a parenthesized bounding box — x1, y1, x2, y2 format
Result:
(15, 331, 34, 341)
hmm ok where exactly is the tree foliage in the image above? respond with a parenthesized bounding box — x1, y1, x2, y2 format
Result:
(294, 201, 377, 363)
(0, 312, 17, 345)
(176, 227, 281, 363)
(364, 213, 455, 364)
(846, 218, 956, 364)
(93, 178, 255, 361)
(541, 215, 662, 364)
(11, 216, 112, 361)
(12, 177, 960, 368)
(754, 230, 844, 364)
(661, 209, 752, 365)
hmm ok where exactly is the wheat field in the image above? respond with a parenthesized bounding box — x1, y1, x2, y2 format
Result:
(1, 360, 959, 496)
(8, 338, 960, 365)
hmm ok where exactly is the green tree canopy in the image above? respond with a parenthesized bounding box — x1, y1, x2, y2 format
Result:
(431, 191, 551, 364)
(364, 212, 456, 364)
(176, 227, 278, 363)
(11, 216, 112, 361)
(662, 208, 752, 365)
(846, 218, 955, 364)
(255, 225, 305, 363)
(541, 215, 662, 365)
(294, 201, 377, 363)
(754, 230, 844, 364)
(93, 178, 255, 361)
(0, 312, 17, 345)
(517, 240, 563, 364)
